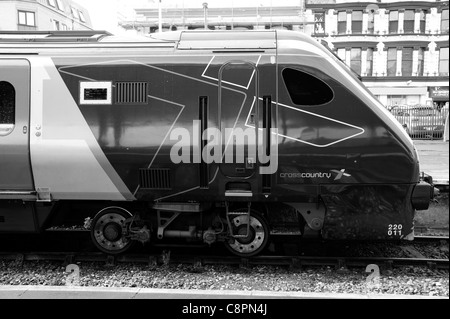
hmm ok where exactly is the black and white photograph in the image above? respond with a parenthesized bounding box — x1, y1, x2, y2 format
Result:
(0, 0, 448, 305)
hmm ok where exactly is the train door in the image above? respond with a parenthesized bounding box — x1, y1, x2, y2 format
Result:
(217, 57, 277, 196)
(219, 61, 259, 180)
(0, 59, 34, 191)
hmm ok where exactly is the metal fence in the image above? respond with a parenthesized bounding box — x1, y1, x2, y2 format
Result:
(388, 105, 449, 140)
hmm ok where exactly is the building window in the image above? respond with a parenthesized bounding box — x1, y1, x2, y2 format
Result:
(387, 48, 397, 76)
(419, 10, 426, 33)
(338, 11, 347, 34)
(367, 10, 375, 34)
(442, 9, 449, 34)
(48, 0, 56, 8)
(282, 68, 334, 106)
(404, 10, 415, 33)
(0, 81, 15, 126)
(402, 47, 413, 76)
(79, 11, 86, 23)
(56, 0, 65, 11)
(439, 47, 449, 76)
(71, 7, 79, 19)
(314, 12, 325, 34)
(417, 48, 425, 76)
(350, 48, 362, 75)
(366, 48, 374, 76)
(337, 48, 346, 61)
(53, 20, 60, 30)
(351, 11, 363, 34)
(18, 11, 35, 27)
(389, 11, 399, 33)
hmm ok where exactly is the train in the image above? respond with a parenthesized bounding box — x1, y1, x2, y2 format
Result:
(0, 30, 434, 256)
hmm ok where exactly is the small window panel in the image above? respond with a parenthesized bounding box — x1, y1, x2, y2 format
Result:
(0, 81, 15, 136)
(80, 82, 112, 105)
(48, 0, 56, 8)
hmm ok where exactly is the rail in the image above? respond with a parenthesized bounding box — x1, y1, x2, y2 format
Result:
(0, 251, 447, 270)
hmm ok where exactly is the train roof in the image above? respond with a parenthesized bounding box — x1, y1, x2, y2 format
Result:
(0, 29, 320, 51)
(0, 30, 113, 42)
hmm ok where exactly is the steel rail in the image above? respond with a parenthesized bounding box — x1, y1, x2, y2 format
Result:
(413, 235, 449, 243)
(0, 251, 447, 270)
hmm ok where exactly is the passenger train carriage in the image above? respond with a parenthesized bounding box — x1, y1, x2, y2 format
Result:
(0, 30, 434, 256)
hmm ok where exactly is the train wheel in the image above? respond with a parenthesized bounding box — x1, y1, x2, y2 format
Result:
(224, 210, 270, 257)
(91, 207, 134, 255)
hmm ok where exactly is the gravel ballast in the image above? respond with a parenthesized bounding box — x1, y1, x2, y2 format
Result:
(0, 261, 448, 297)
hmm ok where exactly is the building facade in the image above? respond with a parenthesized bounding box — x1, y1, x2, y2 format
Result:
(0, 0, 93, 31)
(120, 0, 449, 109)
(307, 0, 449, 109)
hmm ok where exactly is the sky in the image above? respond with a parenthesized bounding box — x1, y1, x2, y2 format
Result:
(73, 0, 302, 35)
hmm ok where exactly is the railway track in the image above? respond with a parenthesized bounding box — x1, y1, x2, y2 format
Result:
(1, 233, 447, 270)
(0, 249, 448, 270)
(1, 232, 447, 251)
(414, 227, 449, 236)
(412, 235, 449, 243)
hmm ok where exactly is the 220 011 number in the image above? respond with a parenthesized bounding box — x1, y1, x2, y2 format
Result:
(388, 224, 402, 236)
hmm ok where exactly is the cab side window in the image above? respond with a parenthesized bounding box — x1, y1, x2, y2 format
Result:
(0, 81, 15, 135)
(0, 81, 15, 124)
(282, 68, 334, 106)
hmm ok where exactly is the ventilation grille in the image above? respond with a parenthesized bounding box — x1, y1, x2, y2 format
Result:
(139, 168, 171, 189)
(115, 82, 148, 104)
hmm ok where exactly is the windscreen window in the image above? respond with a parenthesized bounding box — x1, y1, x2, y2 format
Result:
(282, 68, 334, 106)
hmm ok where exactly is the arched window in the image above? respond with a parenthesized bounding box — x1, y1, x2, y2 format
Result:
(282, 68, 334, 106)
(0, 81, 15, 125)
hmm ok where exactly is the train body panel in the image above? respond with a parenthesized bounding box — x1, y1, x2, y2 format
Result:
(27, 56, 133, 201)
(0, 30, 433, 252)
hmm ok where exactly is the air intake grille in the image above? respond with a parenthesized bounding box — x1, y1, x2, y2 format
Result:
(139, 168, 171, 189)
(115, 82, 148, 104)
